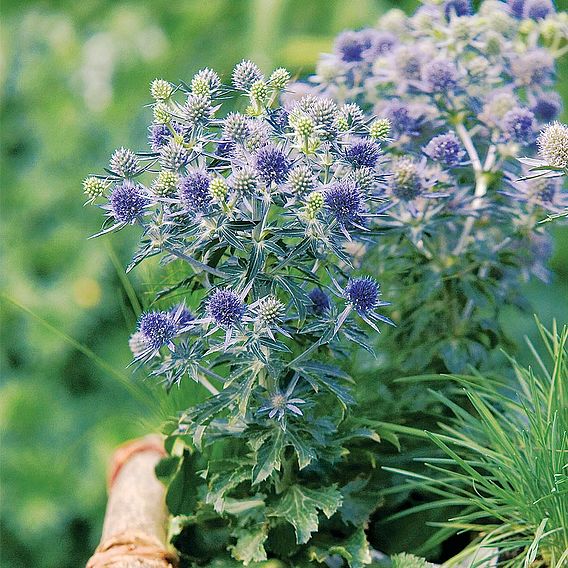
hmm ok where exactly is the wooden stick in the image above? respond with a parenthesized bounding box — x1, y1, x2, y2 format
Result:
(86, 435, 179, 568)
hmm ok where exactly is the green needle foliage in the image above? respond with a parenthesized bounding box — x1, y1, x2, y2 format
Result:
(386, 322, 568, 567)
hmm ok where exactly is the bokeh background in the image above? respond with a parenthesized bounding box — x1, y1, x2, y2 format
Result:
(1, 1, 567, 566)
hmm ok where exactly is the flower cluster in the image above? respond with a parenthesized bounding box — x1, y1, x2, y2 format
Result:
(84, 61, 401, 567)
(308, 0, 567, 374)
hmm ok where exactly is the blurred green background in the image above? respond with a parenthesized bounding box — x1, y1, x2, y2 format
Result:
(1, 1, 567, 566)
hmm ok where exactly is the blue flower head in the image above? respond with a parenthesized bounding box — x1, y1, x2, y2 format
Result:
(171, 304, 194, 328)
(148, 124, 173, 152)
(508, 0, 526, 18)
(345, 139, 381, 168)
(502, 107, 535, 143)
(109, 181, 149, 223)
(344, 277, 379, 314)
(179, 170, 211, 212)
(384, 100, 421, 137)
(308, 288, 331, 316)
(324, 181, 364, 226)
(138, 310, 178, 350)
(334, 30, 373, 63)
(424, 132, 465, 166)
(207, 289, 246, 329)
(531, 92, 562, 122)
(444, 0, 473, 19)
(524, 0, 555, 20)
(422, 59, 458, 92)
(254, 145, 290, 185)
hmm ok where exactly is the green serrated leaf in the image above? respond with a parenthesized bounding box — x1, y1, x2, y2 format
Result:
(252, 428, 284, 485)
(166, 450, 199, 516)
(271, 484, 343, 544)
(230, 525, 268, 565)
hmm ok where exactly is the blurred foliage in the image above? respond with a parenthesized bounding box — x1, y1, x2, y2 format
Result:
(0, 1, 566, 567)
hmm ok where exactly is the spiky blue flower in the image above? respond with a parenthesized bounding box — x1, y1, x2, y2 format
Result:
(444, 0, 473, 18)
(524, 0, 555, 20)
(308, 288, 331, 316)
(424, 132, 465, 166)
(345, 139, 381, 168)
(334, 30, 373, 63)
(384, 100, 422, 137)
(389, 157, 424, 201)
(207, 289, 246, 329)
(422, 59, 458, 92)
(254, 145, 290, 185)
(324, 181, 364, 226)
(109, 181, 149, 223)
(148, 124, 173, 152)
(502, 107, 535, 143)
(344, 277, 379, 314)
(109, 147, 139, 178)
(171, 304, 194, 328)
(508, 0, 526, 18)
(179, 170, 211, 212)
(160, 140, 189, 171)
(223, 113, 250, 142)
(138, 310, 178, 350)
(531, 92, 562, 122)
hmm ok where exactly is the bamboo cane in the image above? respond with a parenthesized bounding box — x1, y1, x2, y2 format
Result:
(86, 435, 179, 568)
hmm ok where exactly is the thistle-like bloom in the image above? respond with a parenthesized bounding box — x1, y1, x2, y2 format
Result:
(223, 112, 250, 142)
(193, 67, 221, 92)
(232, 166, 258, 194)
(254, 145, 290, 185)
(524, 0, 555, 20)
(232, 60, 263, 90)
(150, 79, 173, 101)
(324, 181, 364, 228)
(179, 170, 211, 212)
(207, 289, 246, 329)
(501, 107, 535, 143)
(422, 59, 458, 92)
(108, 181, 149, 223)
(138, 310, 178, 350)
(148, 123, 174, 152)
(344, 277, 380, 314)
(109, 147, 139, 178)
(389, 157, 424, 201)
(160, 140, 189, 171)
(287, 165, 315, 194)
(334, 30, 374, 63)
(184, 93, 212, 126)
(308, 288, 331, 316)
(152, 171, 179, 197)
(331, 276, 393, 333)
(258, 387, 305, 423)
(345, 139, 381, 168)
(83, 177, 107, 201)
(424, 132, 465, 166)
(531, 92, 562, 122)
(537, 121, 568, 168)
(444, 0, 473, 19)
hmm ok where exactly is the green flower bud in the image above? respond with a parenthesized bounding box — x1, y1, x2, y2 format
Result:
(153, 102, 171, 124)
(191, 76, 210, 97)
(83, 176, 107, 200)
(305, 191, 324, 220)
(150, 79, 173, 101)
(250, 80, 269, 104)
(209, 177, 229, 202)
(269, 67, 290, 90)
(369, 118, 391, 140)
(152, 171, 179, 196)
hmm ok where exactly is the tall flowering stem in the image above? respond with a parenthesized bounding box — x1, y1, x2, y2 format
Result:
(85, 62, 399, 565)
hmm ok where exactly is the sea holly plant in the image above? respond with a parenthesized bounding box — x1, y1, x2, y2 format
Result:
(308, 0, 568, 377)
(85, 61, 403, 566)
